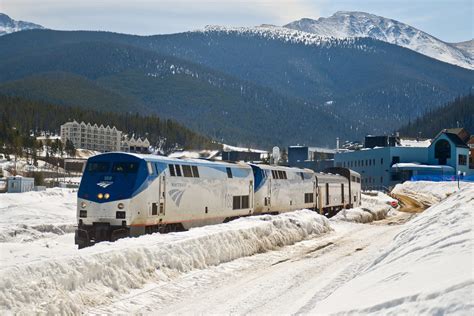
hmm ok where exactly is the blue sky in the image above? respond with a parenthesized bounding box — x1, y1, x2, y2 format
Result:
(1, 0, 472, 42)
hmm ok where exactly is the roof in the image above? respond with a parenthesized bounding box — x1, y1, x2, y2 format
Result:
(288, 146, 336, 154)
(391, 163, 454, 172)
(443, 133, 469, 149)
(468, 136, 474, 145)
(432, 127, 470, 146)
(398, 138, 431, 148)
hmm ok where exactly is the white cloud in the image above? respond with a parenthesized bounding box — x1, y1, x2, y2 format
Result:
(1, 0, 321, 34)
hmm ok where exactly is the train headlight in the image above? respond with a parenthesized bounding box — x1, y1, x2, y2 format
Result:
(81, 201, 87, 208)
(117, 203, 124, 209)
(97, 193, 104, 199)
(104, 193, 110, 199)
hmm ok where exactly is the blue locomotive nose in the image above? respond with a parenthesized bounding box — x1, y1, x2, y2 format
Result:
(78, 153, 149, 203)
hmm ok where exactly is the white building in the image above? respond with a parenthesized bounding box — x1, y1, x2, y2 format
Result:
(121, 136, 150, 153)
(60, 121, 122, 152)
(7, 176, 34, 193)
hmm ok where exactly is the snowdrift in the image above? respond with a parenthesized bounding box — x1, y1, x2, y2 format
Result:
(0, 188, 76, 242)
(0, 210, 330, 314)
(332, 192, 397, 223)
(315, 183, 474, 315)
(391, 180, 461, 207)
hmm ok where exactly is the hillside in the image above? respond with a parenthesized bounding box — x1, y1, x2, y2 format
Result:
(0, 29, 472, 146)
(0, 94, 217, 152)
(0, 31, 350, 147)
(399, 94, 474, 138)
(144, 27, 473, 128)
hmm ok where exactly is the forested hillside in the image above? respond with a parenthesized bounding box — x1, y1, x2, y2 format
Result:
(0, 29, 472, 146)
(0, 94, 218, 152)
(399, 94, 474, 138)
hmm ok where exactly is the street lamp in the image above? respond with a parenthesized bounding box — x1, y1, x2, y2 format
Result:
(457, 171, 466, 189)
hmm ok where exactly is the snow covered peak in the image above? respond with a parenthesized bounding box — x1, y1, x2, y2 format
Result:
(0, 13, 44, 36)
(200, 24, 358, 48)
(452, 39, 474, 57)
(285, 11, 474, 69)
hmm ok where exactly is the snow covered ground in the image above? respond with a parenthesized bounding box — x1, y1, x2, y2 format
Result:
(0, 181, 472, 314)
(314, 183, 474, 315)
(333, 191, 398, 223)
(0, 188, 76, 243)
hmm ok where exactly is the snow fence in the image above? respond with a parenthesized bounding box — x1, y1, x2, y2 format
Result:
(0, 210, 330, 314)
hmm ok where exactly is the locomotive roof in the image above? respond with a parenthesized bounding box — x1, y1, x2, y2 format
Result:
(90, 152, 252, 169)
(248, 163, 313, 173)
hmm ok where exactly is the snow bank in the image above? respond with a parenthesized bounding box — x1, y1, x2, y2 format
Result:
(0, 210, 330, 314)
(391, 181, 461, 207)
(314, 183, 474, 315)
(0, 188, 76, 242)
(332, 192, 397, 223)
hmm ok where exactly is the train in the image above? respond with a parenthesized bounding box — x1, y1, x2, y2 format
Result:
(75, 152, 361, 248)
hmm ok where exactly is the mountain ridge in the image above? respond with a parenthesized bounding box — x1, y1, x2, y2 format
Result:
(0, 13, 44, 36)
(284, 11, 473, 69)
(0, 28, 472, 147)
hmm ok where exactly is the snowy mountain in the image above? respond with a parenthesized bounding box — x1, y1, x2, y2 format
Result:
(0, 13, 43, 36)
(452, 39, 474, 58)
(284, 11, 473, 69)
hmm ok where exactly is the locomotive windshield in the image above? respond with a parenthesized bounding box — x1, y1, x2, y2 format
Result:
(112, 162, 139, 173)
(86, 162, 110, 173)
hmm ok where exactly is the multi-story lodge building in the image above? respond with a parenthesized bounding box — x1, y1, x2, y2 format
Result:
(60, 121, 122, 152)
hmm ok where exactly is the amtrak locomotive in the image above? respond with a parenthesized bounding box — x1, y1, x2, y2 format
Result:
(75, 153, 361, 248)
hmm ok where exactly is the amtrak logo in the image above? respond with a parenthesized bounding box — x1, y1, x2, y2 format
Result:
(97, 181, 113, 188)
(169, 189, 185, 207)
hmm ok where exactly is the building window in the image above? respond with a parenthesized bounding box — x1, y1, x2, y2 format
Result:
(458, 154, 467, 166)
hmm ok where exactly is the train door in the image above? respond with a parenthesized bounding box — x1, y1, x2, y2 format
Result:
(266, 170, 272, 211)
(249, 179, 254, 213)
(159, 174, 166, 215)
